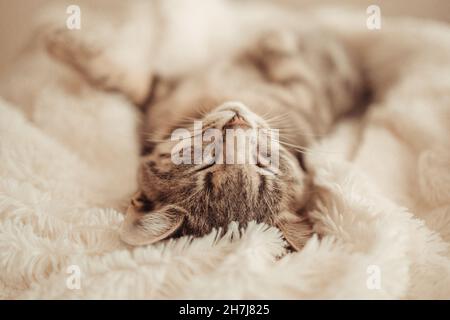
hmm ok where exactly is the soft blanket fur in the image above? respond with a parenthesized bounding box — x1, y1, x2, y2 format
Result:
(0, 1, 449, 299)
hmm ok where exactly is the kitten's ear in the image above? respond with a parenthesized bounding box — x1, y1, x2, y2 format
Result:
(276, 211, 312, 251)
(119, 194, 186, 246)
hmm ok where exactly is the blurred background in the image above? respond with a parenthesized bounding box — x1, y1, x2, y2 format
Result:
(1, 0, 449, 73)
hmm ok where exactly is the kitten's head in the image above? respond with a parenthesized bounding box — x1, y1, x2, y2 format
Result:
(120, 102, 311, 250)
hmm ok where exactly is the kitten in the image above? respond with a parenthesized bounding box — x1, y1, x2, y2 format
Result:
(34, 1, 366, 250)
(119, 29, 365, 250)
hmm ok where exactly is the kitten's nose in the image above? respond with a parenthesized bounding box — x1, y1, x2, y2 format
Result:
(223, 114, 250, 129)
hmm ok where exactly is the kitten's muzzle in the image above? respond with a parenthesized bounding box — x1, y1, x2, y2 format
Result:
(223, 114, 251, 129)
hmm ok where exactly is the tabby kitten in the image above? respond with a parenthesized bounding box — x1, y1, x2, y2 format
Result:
(119, 29, 365, 250)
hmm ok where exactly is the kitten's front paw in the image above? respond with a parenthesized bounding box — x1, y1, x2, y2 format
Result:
(44, 27, 152, 104)
(246, 30, 310, 85)
(258, 30, 298, 57)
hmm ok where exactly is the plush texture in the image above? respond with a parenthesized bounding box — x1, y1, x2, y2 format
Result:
(0, 2, 449, 299)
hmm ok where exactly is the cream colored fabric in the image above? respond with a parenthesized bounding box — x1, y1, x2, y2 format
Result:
(0, 4, 449, 299)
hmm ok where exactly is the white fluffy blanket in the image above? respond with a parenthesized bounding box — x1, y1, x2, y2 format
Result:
(0, 4, 449, 299)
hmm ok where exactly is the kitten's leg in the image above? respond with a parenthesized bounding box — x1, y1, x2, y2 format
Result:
(249, 29, 366, 142)
(43, 2, 156, 105)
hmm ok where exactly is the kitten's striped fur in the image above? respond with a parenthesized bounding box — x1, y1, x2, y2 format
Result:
(121, 28, 366, 249)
